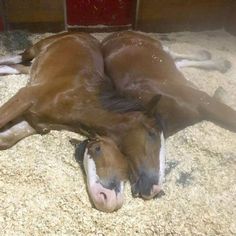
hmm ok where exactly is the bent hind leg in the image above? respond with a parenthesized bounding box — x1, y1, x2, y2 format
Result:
(0, 33, 67, 70)
(0, 120, 36, 150)
(175, 58, 231, 73)
(0, 64, 30, 75)
(0, 52, 31, 75)
(163, 46, 211, 61)
(0, 55, 23, 65)
(163, 46, 231, 73)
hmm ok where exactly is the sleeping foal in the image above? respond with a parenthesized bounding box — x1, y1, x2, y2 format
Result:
(102, 31, 236, 199)
(0, 32, 163, 211)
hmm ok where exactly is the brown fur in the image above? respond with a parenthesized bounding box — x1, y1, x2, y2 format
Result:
(0, 32, 163, 200)
(102, 31, 236, 136)
(101, 31, 236, 198)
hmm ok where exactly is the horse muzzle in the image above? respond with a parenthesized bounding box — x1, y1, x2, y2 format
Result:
(131, 170, 162, 199)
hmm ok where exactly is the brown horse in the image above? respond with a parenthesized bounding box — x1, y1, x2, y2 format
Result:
(0, 32, 163, 211)
(102, 31, 236, 198)
(70, 136, 128, 212)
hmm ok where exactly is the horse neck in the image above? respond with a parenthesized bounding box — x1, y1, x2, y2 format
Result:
(80, 108, 143, 143)
(102, 110, 143, 134)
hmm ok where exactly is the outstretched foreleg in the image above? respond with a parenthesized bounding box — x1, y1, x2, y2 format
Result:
(176, 58, 231, 73)
(0, 52, 31, 75)
(163, 46, 211, 61)
(0, 87, 34, 129)
(0, 120, 36, 150)
(199, 95, 236, 132)
(0, 64, 30, 75)
(163, 46, 231, 73)
(0, 54, 23, 65)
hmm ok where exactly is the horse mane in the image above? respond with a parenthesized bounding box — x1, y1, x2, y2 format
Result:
(99, 78, 144, 113)
(99, 78, 167, 135)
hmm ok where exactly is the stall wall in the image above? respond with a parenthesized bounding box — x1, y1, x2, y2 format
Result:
(0, 0, 5, 31)
(0, 0, 235, 34)
(4, 0, 65, 32)
(66, 0, 133, 26)
(135, 0, 231, 32)
(225, 0, 236, 35)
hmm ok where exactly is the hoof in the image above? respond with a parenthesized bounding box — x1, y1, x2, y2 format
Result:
(0, 142, 11, 150)
(197, 50, 212, 60)
(214, 59, 231, 73)
(213, 86, 228, 104)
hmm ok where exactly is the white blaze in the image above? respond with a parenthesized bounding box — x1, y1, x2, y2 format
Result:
(82, 147, 125, 212)
(83, 148, 99, 185)
(158, 132, 166, 186)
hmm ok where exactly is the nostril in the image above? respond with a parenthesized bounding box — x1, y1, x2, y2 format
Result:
(131, 184, 140, 197)
(101, 178, 121, 195)
(142, 185, 162, 199)
(131, 172, 160, 199)
(154, 189, 165, 199)
(100, 192, 107, 201)
(132, 191, 140, 198)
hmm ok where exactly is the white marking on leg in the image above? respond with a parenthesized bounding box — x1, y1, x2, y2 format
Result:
(163, 46, 211, 61)
(176, 59, 230, 73)
(176, 59, 212, 69)
(158, 132, 165, 186)
(0, 121, 36, 149)
(0, 55, 22, 65)
(0, 65, 20, 74)
(0, 121, 35, 137)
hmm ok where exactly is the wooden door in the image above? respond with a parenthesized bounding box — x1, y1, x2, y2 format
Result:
(66, 0, 135, 31)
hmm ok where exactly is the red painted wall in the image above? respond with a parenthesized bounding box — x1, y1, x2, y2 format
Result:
(66, 0, 133, 26)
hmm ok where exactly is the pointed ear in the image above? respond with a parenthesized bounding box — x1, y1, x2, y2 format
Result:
(144, 94, 167, 135)
(69, 138, 81, 148)
(155, 112, 166, 136)
(144, 83, 202, 137)
(145, 94, 162, 117)
(70, 138, 89, 164)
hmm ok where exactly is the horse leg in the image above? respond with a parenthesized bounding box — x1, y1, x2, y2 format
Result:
(0, 51, 33, 75)
(0, 87, 34, 129)
(0, 55, 23, 65)
(0, 33, 67, 70)
(0, 64, 30, 75)
(163, 46, 230, 72)
(175, 58, 231, 73)
(163, 46, 211, 61)
(178, 85, 236, 132)
(0, 120, 36, 150)
(199, 95, 236, 132)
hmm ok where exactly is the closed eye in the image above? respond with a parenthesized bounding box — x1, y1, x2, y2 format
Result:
(148, 130, 158, 139)
(92, 144, 102, 157)
(95, 145, 101, 153)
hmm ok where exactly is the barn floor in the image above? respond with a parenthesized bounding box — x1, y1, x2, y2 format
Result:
(0, 30, 236, 235)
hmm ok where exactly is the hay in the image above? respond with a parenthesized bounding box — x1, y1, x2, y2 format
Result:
(0, 30, 235, 235)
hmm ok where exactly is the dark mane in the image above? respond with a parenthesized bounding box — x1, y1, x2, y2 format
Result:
(99, 78, 144, 113)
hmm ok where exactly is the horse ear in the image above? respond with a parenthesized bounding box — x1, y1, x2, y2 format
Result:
(145, 94, 162, 117)
(155, 112, 166, 136)
(145, 94, 167, 135)
(69, 138, 81, 147)
(70, 138, 89, 164)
